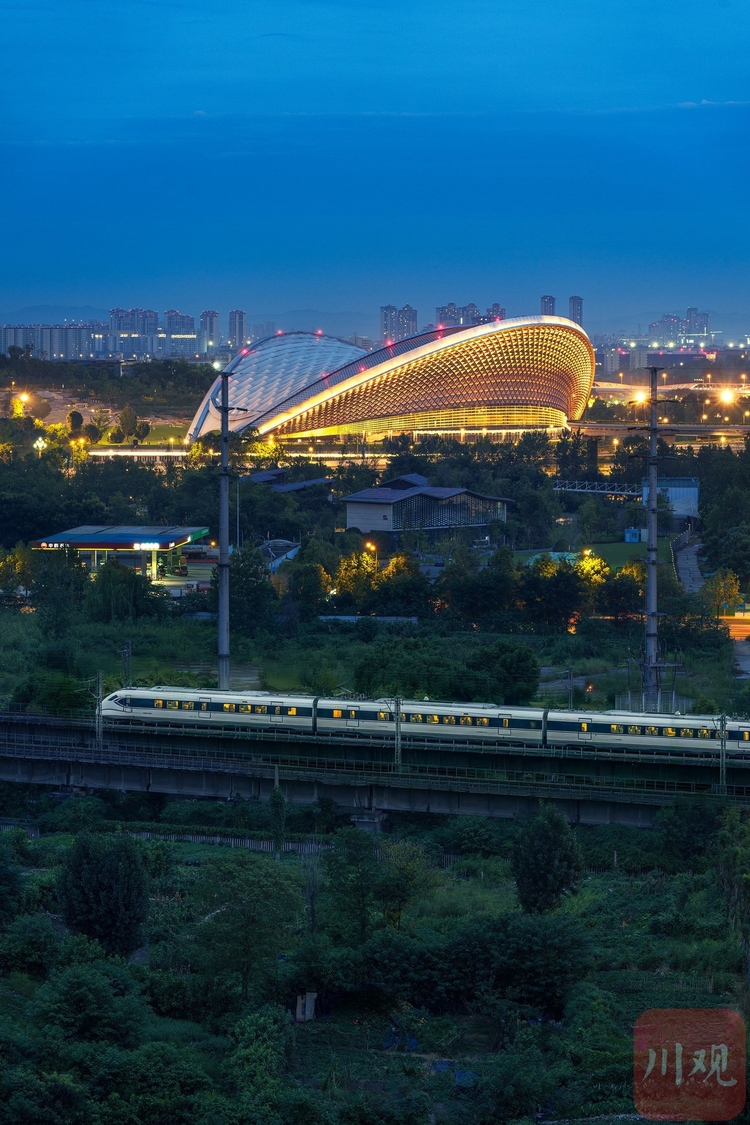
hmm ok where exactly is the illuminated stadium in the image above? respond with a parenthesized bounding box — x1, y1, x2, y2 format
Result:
(187, 316, 595, 443)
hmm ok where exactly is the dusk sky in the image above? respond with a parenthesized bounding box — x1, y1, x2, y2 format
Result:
(2, 0, 750, 336)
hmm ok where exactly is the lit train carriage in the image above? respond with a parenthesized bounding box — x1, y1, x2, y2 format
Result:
(545, 709, 725, 755)
(314, 699, 547, 745)
(102, 689, 316, 733)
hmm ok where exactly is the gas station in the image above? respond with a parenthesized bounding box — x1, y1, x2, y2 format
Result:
(32, 525, 211, 584)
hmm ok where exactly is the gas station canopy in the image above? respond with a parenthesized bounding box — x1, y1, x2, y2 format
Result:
(33, 526, 209, 551)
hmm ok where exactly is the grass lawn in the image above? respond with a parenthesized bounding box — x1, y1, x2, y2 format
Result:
(513, 539, 672, 572)
(142, 422, 189, 444)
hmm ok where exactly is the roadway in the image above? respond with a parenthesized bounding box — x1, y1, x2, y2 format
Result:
(1, 710, 747, 828)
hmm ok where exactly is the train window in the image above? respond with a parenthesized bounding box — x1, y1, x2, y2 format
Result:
(742, 732, 750, 742)
(332, 709, 343, 719)
(501, 717, 510, 728)
(680, 728, 694, 738)
(628, 725, 642, 736)
(459, 716, 472, 726)
(255, 705, 268, 714)
(166, 700, 179, 710)
(697, 728, 711, 738)
(409, 714, 422, 723)
(239, 704, 252, 713)
(529, 720, 540, 728)
(426, 714, 439, 724)
(200, 703, 208, 711)
(645, 725, 659, 736)
(153, 699, 163, 708)
(580, 722, 588, 732)
(477, 717, 489, 727)
(400, 712, 407, 722)
(663, 727, 677, 737)
(273, 706, 282, 715)
(223, 703, 236, 712)
(181, 701, 194, 710)
(287, 707, 297, 716)
(443, 715, 456, 725)
(377, 711, 391, 721)
(610, 724, 625, 734)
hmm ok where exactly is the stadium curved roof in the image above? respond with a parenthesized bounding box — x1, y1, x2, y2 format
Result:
(187, 316, 595, 442)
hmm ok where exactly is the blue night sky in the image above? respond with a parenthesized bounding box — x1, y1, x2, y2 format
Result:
(1, 0, 749, 337)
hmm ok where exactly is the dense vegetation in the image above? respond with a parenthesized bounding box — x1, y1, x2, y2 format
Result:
(0, 787, 747, 1124)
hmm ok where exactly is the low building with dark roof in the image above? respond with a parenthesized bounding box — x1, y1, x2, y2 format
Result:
(344, 476, 509, 536)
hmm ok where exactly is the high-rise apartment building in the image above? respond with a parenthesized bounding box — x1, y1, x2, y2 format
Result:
(162, 310, 197, 356)
(109, 308, 158, 335)
(435, 302, 484, 328)
(164, 310, 195, 335)
(199, 310, 220, 354)
(394, 305, 418, 340)
(568, 296, 583, 326)
(228, 310, 247, 352)
(541, 295, 556, 316)
(380, 305, 397, 343)
(487, 304, 506, 321)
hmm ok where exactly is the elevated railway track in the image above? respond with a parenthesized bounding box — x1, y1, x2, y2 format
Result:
(1, 711, 747, 827)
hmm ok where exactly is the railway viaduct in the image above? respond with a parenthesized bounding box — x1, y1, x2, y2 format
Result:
(1, 711, 747, 828)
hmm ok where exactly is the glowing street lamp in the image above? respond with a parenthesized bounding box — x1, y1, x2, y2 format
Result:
(720, 390, 734, 405)
(365, 541, 378, 569)
(33, 437, 47, 458)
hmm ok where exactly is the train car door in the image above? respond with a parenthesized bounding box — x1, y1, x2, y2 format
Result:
(199, 697, 212, 717)
(271, 703, 283, 724)
(346, 707, 359, 728)
(578, 719, 592, 741)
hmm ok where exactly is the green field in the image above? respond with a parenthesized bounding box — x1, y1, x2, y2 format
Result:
(514, 538, 672, 572)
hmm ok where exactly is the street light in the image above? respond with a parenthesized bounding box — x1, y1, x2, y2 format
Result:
(33, 437, 47, 459)
(365, 541, 378, 569)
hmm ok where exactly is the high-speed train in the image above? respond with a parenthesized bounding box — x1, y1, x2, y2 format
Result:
(102, 688, 748, 755)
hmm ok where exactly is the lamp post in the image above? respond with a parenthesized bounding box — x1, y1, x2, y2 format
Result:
(365, 540, 378, 570)
(33, 437, 47, 459)
(644, 366, 664, 711)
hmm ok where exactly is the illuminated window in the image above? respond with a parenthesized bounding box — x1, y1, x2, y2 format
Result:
(400, 712, 407, 722)
(273, 706, 282, 715)
(477, 717, 489, 727)
(348, 710, 357, 720)
(459, 716, 473, 726)
(239, 704, 252, 713)
(663, 727, 677, 737)
(680, 728, 694, 738)
(443, 715, 456, 725)
(223, 703, 236, 712)
(332, 709, 343, 719)
(427, 714, 439, 724)
(377, 711, 391, 721)
(610, 724, 625, 735)
(166, 700, 178, 710)
(409, 714, 423, 723)
(645, 725, 659, 736)
(181, 701, 194, 710)
(287, 707, 297, 716)
(743, 731, 750, 742)
(697, 728, 711, 739)
(628, 725, 642, 736)
(501, 717, 509, 728)
(200, 702, 208, 711)
(580, 722, 588, 732)
(153, 699, 163, 708)
(255, 705, 268, 714)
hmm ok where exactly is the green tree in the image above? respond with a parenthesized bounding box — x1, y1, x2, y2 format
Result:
(66, 409, 84, 432)
(32, 545, 88, 637)
(119, 404, 138, 437)
(702, 567, 741, 616)
(334, 550, 377, 608)
(59, 833, 148, 956)
(510, 802, 583, 913)
(716, 806, 750, 977)
(133, 419, 150, 440)
(224, 1004, 291, 1113)
(377, 837, 435, 929)
(270, 785, 286, 856)
(0, 913, 60, 977)
(31, 961, 146, 1045)
(195, 852, 301, 998)
(322, 828, 379, 944)
(81, 422, 101, 443)
(0, 845, 21, 919)
(221, 545, 278, 632)
(466, 639, 540, 704)
(86, 559, 166, 622)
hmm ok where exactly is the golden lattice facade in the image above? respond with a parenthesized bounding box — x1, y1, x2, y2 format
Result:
(188, 317, 595, 443)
